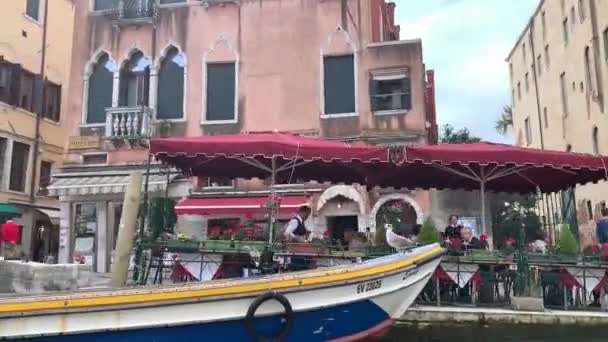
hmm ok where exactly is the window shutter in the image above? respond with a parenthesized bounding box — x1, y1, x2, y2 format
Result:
(32, 76, 44, 115)
(56, 84, 62, 121)
(206, 63, 236, 121)
(369, 77, 379, 112)
(403, 77, 412, 110)
(8, 64, 22, 107)
(323, 55, 355, 115)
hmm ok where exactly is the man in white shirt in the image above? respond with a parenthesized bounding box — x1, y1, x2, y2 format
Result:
(284, 205, 311, 242)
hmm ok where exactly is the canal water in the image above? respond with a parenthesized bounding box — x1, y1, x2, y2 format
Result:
(381, 323, 606, 341)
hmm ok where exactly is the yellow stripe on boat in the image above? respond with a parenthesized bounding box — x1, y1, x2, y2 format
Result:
(0, 245, 442, 314)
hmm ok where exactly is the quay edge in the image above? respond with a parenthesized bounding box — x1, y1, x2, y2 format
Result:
(399, 305, 608, 327)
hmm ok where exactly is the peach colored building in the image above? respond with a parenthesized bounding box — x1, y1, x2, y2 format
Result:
(507, 0, 608, 247)
(0, 0, 75, 261)
(49, 0, 436, 272)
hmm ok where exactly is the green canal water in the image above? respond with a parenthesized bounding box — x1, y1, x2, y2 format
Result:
(381, 323, 606, 341)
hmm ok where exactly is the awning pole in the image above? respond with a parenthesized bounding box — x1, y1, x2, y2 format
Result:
(480, 168, 493, 249)
(269, 157, 277, 245)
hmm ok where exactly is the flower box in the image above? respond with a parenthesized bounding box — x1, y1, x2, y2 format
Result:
(166, 240, 200, 253)
(285, 243, 326, 255)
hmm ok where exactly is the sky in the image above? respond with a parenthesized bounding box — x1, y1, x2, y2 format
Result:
(395, 0, 540, 142)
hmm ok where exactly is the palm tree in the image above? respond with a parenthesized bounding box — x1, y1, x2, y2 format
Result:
(495, 106, 513, 135)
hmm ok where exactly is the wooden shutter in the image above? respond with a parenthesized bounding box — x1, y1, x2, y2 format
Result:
(8, 64, 22, 107)
(32, 76, 44, 115)
(323, 55, 355, 115)
(206, 63, 236, 121)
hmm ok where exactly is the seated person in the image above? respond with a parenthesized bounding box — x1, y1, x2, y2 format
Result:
(443, 215, 463, 240)
(460, 227, 481, 250)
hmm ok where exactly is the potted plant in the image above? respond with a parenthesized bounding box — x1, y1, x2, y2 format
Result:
(556, 224, 578, 263)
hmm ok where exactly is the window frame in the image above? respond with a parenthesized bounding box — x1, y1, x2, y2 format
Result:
(156, 46, 186, 122)
(603, 27, 608, 62)
(89, 0, 119, 14)
(202, 61, 238, 125)
(83, 51, 115, 127)
(25, 0, 41, 22)
(43, 81, 61, 122)
(81, 152, 108, 166)
(38, 160, 53, 196)
(8, 140, 31, 193)
(369, 68, 411, 116)
(563, 18, 569, 45)
(321, 54, 358, 118)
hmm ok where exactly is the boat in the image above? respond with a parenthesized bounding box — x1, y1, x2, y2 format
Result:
(0, 243, 443, 341)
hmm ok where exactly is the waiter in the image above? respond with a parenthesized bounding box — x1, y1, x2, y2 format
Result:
(283, 205, 312, 271)
(283, 205, 311, 242)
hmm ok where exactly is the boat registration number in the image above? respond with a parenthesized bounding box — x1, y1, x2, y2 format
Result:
(356, 280, 382, 294)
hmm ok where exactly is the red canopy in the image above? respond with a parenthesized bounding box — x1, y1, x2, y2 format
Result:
(371, 142, 608, 193)
(151, 132, 388, 184)
(175, 195, 307, 216)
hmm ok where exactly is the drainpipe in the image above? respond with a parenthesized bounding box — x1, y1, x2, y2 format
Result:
(30, 0, 50, 203)
(528, 18, 544, 150)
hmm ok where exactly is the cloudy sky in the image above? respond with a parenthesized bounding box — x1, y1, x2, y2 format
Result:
(395, 0, 539, 142)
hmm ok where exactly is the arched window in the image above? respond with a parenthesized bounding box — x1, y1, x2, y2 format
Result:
(592, 126, 599, 155)
(157, 46, 185, 119)
(584, 46, 594, 94)
(86, 53, 114, 124)
(119, 50, 151, 107)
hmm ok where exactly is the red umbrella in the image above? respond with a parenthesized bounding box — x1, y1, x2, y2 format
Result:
(371, 142, 608, 238)
(151, 131, 388, 185)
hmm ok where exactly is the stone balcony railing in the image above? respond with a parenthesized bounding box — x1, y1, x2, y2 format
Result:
(93, 0, 159, 25)
(105, 106, 152, 142)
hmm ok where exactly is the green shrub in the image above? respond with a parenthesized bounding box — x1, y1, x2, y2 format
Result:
(558, 224, 578, 255)
(418, 217, 441, 244)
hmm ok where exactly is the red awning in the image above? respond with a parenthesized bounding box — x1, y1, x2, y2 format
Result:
(371, 142, 608, 193)
(175, 195, 308, 216)
(151, 132, 388, 184)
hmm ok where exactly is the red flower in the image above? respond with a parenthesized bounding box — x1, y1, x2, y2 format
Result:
(323, 230, 331, 238)
(592, 244, 600, 253)
(209, 226, 221, 235)
(602, 243, 608, 251)
(479, 234, 488, 241)
(245, 212, 253, 219)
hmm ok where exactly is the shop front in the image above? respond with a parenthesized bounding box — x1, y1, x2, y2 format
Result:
(48, 166, 183, 273)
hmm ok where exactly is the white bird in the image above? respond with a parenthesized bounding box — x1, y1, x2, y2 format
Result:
(385, 223, 415, 252)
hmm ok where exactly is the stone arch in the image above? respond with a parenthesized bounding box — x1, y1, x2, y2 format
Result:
(369, 193, 424, 233)
(119, 48, 152, 70)
(317, 185, 366, 214)
(84, 49, 116, 77)
(321, 26, 357, 55)
(155, 42, 187, 69)
(204, 34, 239, 62)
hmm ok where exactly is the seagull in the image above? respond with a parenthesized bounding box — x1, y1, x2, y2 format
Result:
(385, 223, 415, 252)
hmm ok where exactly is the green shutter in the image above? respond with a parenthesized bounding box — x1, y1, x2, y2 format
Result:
(323, 55, 355, 115)
(157, 59, 184, 119)
(87, 56, 113, 124)
(206, 63, 236, 122)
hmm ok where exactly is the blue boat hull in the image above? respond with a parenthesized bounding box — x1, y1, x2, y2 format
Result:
(17, 299, 390, 342)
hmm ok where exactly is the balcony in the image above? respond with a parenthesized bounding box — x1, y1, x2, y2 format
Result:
(105, 106, 151, 147)
(93, 0, 159, 26)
